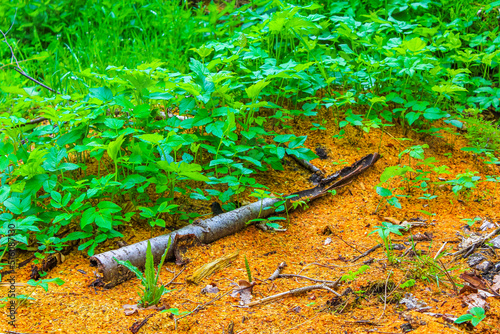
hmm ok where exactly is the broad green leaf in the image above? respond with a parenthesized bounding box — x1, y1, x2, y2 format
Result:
(0, 185, 10, 203)
(107, 135, 126, 162)
(90, 86, 113, 102)
(136, 133, 164, 145)
(406, 37, 426, 52)
(104, 118, 125, 130)
(245, 80, 270, 101)
(379, 166, 413, 184)
(376, 187, 392, 197)
(97, 201, 122, 212)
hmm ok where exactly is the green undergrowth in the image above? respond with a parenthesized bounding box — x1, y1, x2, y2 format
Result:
(0, 0, 499, 265)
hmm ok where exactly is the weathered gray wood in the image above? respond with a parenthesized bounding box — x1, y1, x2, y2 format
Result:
(90, 197, 280, 288)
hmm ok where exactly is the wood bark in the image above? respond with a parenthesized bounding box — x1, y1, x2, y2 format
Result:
(90, 197, 281, 288)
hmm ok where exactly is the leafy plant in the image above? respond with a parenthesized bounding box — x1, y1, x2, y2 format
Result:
(399, 279, 415, 289)
(1, 0, 500, 292)
(446, 170, 481, 200)
(462, 117, 500, 152)
(461, 217, 481, 227)
(369, 222, 404, 264)
(341, 265, 370, 282)
(404, 237, 457, 288)
(0, 278, 65, 310)
(455, 307, 486, 327)
(113, 238, 172, 308)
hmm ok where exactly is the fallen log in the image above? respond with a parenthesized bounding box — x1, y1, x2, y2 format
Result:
(90, 197, 281, 288)
(90, 153, 380, 288)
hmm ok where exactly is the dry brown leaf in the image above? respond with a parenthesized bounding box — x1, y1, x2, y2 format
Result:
(460, 272, 489, 291)
(410, 232, 433, 241)
(123, 304, 139, 316)
(379, 216, 401, 225)
(463, 293, 490, 310)
(492, 275, 500, 293)
(231, 280, 255, 306)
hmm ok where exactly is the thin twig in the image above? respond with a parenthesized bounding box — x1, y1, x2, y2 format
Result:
(436, 259, 459, 296)
(288, 153, 323, 175)
(434, 242, 448, 260)
(330, 227, 363, 254)
(267, 262, 287, 281)
(13, 67, 59, 94)
(281, 313, 322, 333)
(165, 266, 186, 287)
(451, 227, 500, 261)
(341, 319, 379, 326)
(277, 274, 339, 284)
(0, 24, 59, 132)
(248, 278, 342, 307)
(2, 26, 60, 96)
(351, 244, 381, 262)
(174, 289, 232, 330)
(304, 260, 382, 269)
(0, 12, 20, 68)
(377, 271, 392, 320)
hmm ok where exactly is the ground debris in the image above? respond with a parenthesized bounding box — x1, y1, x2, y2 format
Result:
(400, 293, 427, 310)
(186, 250, 239, 285)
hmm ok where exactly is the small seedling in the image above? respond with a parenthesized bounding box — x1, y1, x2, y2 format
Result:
(400, 279, 415, 289)
(244, 255, 252, 283)
(369, 222, 404, 263)
(161, 307, 190, 316)
(455, 307, 485, 327)
(341, 265, 370, 282)
(461, 217, 481, 227)
(0, 278, 65, 310)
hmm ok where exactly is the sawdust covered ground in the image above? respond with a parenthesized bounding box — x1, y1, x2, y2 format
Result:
(1, 113, 500, 334)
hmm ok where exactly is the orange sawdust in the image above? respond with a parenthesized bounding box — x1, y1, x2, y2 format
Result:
(1, 114, 500, 334)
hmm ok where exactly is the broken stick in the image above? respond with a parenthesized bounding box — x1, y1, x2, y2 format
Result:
(351, 244, 381, 262)
(248, 278, 342, 307)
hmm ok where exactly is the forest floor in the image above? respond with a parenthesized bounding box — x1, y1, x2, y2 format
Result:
(1, 115, 500, 334)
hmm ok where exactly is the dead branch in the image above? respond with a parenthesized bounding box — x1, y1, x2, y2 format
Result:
(434, 242, 447, 260)
(267, 262, 287, 281)
(330, 228, 363, 254)
(91, 197, 281, 288)
(351, 244, 381, 262)
(13, 67, 60, 95)
(248, 278, 342, 307)
(377, 271, 392, 320)
(129, 313, 156, 334)
(165, 266, 186, 287)
(451, 227, 500, 261)
(288, 153, 323, 176)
